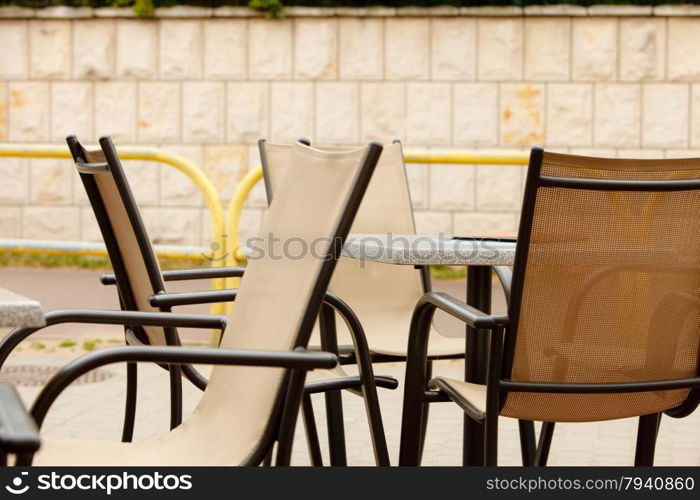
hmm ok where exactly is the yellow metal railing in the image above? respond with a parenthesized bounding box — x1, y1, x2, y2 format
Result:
(403, 150, 529, 166)
(0, 143, 228, 315)
(226, 167, 264, 268)
(1, 145, 530, 314)
(224, 150, 530, 270)
(0, 239, 207, 261)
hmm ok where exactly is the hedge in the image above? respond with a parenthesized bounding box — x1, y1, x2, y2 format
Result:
(1, 0, 696, 19)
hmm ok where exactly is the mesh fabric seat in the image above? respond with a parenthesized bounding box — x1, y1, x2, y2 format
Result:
(261, 140, 475, 465)
(72, 145, 170, 347)
(401, 148, 700, 466)
(29, 138, 382, 466)
(261, 141, 465, 358)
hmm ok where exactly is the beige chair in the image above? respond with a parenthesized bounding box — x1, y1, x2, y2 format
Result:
(2, 136, 394, 465)
(400, 147, 700, 466)
(16, 136, 384, 466)
(261, 140, 467, 358)
(260, 140, 472, 463)
(0, 136, 194, 443)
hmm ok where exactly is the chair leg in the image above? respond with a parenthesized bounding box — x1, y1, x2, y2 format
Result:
(168, 365, 183, 429)
(276, 368, 308, 466)
(518, 420, 537, 465)
(121, 362, 137, 443)
(484, 414, 498, 466)
(634, 413, 661, 466)
(534, 422, 555, 466)
(319, 304, 347, 466)
(262, 449, 273, 467)
(358, 368, 391, 466)
(464, 418, 486, 465)
(14, 453, 32, 466)
(399, 301, 435, 466)
(418, 360, 433, 463)
(399, 393, 427, 466)
(302, 394, 324, 466)
(324, 391, 347, 466)
(325, 293, 391, 466)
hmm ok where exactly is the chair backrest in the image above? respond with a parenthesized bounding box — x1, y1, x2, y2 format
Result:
(69, 136, 381, 462)
(260, 140, 427, 320)
(199, 141, 381, 463)
(503, 148, 700, 422)
(67, 135, 168, 346)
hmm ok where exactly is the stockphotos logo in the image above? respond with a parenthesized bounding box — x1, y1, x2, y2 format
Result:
(4, 471, 192, 496)
(5, 472, 29, 495)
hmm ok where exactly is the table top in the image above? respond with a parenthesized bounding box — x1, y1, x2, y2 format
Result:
(0, 287, 45, 328)
(343, 234, 516, 266)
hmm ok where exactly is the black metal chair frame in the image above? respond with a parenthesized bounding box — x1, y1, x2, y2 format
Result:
(91, 137, 393, 465)
(259, 138, 540, 466)
(27, 341, 338, 466)
(0, 382, 41, 465)
(399, 146, 700, 466)
(144, 275, 395, 464)
(0, 288, 339, 467)
(0, 135, 387, 466)
(259, 138, 411, 465)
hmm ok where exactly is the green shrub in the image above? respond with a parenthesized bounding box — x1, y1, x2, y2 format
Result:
(2, 1, 699, 20)
(430, 265, 466, 281)
(82, 339, 103, 351)
(249, 0, 284, 18)
(0, 251, 208, 271)
(132, 0, 154, 16)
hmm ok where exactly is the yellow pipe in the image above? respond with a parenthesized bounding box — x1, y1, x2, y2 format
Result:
(223, 151, 528, 271)
(0, 143, 227, 315)
(226, 166, 264, 268)
(0, 143, 226, 260)
(222, 166, 264, 312)
(0, 246, 206, 261)
(403, 150, 529, 165)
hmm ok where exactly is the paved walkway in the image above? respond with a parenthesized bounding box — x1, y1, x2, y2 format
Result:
(1, 268, 698, 466)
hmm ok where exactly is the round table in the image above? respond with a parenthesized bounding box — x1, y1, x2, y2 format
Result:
(0, 287, 45, 328)
(344, 234, 523, 466)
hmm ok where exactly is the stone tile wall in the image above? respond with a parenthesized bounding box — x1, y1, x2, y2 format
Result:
(1, 8, 699, 246)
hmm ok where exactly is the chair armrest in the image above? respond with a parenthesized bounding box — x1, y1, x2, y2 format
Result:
(418, 292, 509, 329)
(501, 377, 700, 394)
(400, 293, 508, 465)
(0, 310, 228, 371)
(493, 266, 512, 304)
(38, 310, 228, 330)
(30, 346, 338, 431)
(0, 383, 40, 455)
(150, 290, 237, 308)
(400, 292, 507, 465)
(100, 266, 246, 285)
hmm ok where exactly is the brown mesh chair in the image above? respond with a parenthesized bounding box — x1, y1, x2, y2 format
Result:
(13, 137, 383, 466)
(400, 147, 700, 466)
